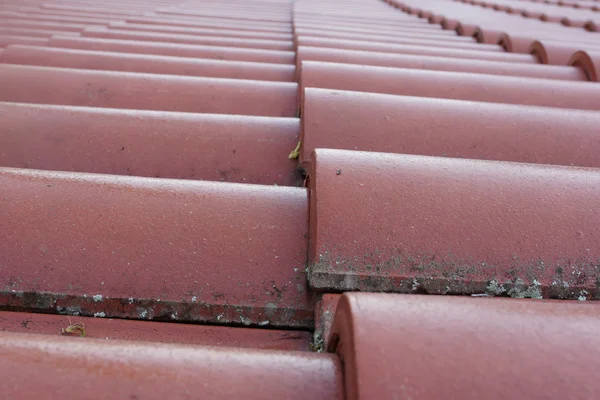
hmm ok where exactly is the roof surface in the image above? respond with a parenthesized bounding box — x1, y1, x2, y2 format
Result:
(1, 0, 600, 398)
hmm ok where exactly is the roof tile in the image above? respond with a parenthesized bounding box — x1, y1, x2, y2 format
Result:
(308, 149, 600, 298)
(0, 311, 312, 350)
(2, 0, 600, 394)
(300, 61, 600, 109)
(0, 64, 298, 116)
(0, 331, 342, 399)
(301, 88, 600, 167)
(0, 168, 312, 327)
(329, 293, 600, 400)
(0, 102, 300, 184)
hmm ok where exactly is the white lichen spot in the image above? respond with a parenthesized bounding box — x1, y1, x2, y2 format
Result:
(128, 297, 134, 304)
(239, 316, 252, 325)
(551, 280, 570, 288)
(258, 320, 270, 326)
(411, 278, 420, 291)
(507, 278, 543, 299)
(342, 274, 358, 290)
(66, 306, 81, 316)
(93, 312, 106, 318)
(92, 294, 103, 302)
(171, 313, 178, 320)
(578, 290, 589, 302)
(311, 333, 324, 353)
(264, 302, 277, 318)
(216, 313, 224, 321)
(486, 280, 506, 296)
(139, 309, 148, 319)
(191, 296, 197, 303)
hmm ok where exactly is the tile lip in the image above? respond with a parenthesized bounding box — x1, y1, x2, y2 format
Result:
(0, 62, 300, 87)
(0, 101, 301, 121)
(0, 310, 313, 351)
(5, 44, 297, 70)
(0, 166, 309, 194)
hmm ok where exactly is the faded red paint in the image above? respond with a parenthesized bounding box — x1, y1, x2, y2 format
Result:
(0, 168, 313, 327)
(300, 88, 600, 167)
(0, 102, 300, 185)
(0, 311, 312, 351)
(0, 64, 298, 117)
(309, 149, 600, 298)
(0, 331, 343, 399)
(329, 293, 600, 400)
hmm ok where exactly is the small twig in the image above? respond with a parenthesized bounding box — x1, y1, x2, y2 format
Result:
(61, 316, 86, 337)
(288, 141, 301, 160)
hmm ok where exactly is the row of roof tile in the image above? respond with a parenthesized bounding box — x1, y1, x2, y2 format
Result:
(3, 293, 600, 399)
(1, 0, 600, 397)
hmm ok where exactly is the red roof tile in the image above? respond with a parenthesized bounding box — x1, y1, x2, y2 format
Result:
(570, 49, 600, 81)
(0, 168, 312, 327)
(0, 34, 48, 46)
(301, 88, 600, 167)
(308, 149, 600, 298)
(47, 36, 296, 64)
(297, 42, 538, 64)
(0, 64, 297, 116)
(299, 46, 585, 79)
(0, 331, 343, 399)
(0, 311, 312, 350)
(2, 0, 600, 395)
(1, 45, 296, 81)
(300, 61, 600, 108)
(329, 293, 600, 400)
(0, 102, 300, 184)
